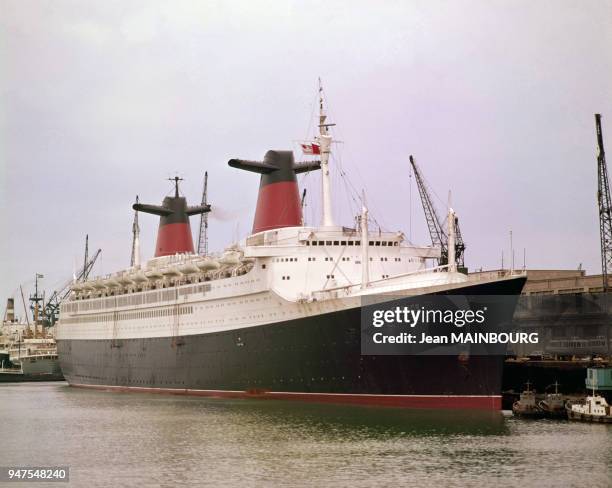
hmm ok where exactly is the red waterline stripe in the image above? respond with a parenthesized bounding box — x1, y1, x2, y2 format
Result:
(69, 383, 501, 410)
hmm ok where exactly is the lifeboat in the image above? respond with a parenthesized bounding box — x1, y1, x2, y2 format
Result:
(117, 275, 134, 285)
(131, 272, 148, 283)
(104, 278, 121, 288)
(161, 266, 182, 278)
(178, 262, 200, 275)
(218, 250, 241, 265)
(80, 281, 95, 291)
(91, 279, 106, 290)
(196, 257, 220, 271)
(71, 282, 83, 292)
(145, 270, 164, 280)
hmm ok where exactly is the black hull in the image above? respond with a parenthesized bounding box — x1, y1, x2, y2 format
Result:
(0, 372, 64, 383)
(58, 277, 525, 410)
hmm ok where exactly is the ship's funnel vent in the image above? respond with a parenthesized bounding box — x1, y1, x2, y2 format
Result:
(228, 150, 320, 234)
(133, 178, 211, 257)
(6, 298, 14, 322)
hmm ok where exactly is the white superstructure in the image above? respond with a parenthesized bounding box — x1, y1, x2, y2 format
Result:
(56, 222, 486, 342)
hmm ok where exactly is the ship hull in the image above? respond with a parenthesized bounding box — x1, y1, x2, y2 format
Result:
(58, 277, 525, 410)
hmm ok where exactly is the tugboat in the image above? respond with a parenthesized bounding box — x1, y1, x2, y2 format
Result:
(538, 381, 566, 419)
(567, 368, 612, 423)
(512, 381, 544, 418)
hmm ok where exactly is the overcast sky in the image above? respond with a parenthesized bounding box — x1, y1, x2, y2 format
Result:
(1, 0, 611, 314)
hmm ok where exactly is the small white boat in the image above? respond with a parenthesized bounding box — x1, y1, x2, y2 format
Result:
(567, 395, 612, 423)
(567, 367, 612, 423)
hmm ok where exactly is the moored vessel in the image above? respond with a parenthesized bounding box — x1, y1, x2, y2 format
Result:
(56, 84, 526, 410)
(538, 381, 567, 419)
(567, 368, 612, 423)
(512, 381, 545, 418)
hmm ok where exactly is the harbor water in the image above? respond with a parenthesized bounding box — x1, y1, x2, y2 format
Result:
(0, 382, 610, 487)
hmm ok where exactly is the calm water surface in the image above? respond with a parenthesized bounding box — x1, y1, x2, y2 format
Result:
(0, 382, 610, 487)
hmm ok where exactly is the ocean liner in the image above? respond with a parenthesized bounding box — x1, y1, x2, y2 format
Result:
(57, 85, 525, 410)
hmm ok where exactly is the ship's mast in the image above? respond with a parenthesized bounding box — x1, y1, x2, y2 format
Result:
(83, 234, 89, 279)
(360, 196, 370, 289)
(197, 172, 209, 256)
(317, 79, 335, 227)
(131, 195, 141, 267)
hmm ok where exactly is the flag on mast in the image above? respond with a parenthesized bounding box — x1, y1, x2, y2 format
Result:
(300, 142, 321, 155)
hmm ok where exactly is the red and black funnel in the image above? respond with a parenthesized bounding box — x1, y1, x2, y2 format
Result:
(229, 150, 320, 234)
(133, 177, 210, 257)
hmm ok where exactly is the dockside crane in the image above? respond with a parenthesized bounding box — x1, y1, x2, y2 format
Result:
(42, 243, 101, 326)
(197, 172, 209, 256)
(596, 114, 612, 291)
(409, 155, 466, 269)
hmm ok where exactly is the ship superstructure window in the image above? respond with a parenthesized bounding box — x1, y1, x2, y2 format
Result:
(326, 241, 332, 245)
(326, 274, 335, 279)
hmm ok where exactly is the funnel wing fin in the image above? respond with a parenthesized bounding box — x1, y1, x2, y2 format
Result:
(186, 204, 211, 216)
(293, 161, 321, 174)
(133, 203, 172, 216)
(228, 159, 276, 174)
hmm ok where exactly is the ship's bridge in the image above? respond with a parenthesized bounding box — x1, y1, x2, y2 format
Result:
(244, 225, 440, 260)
